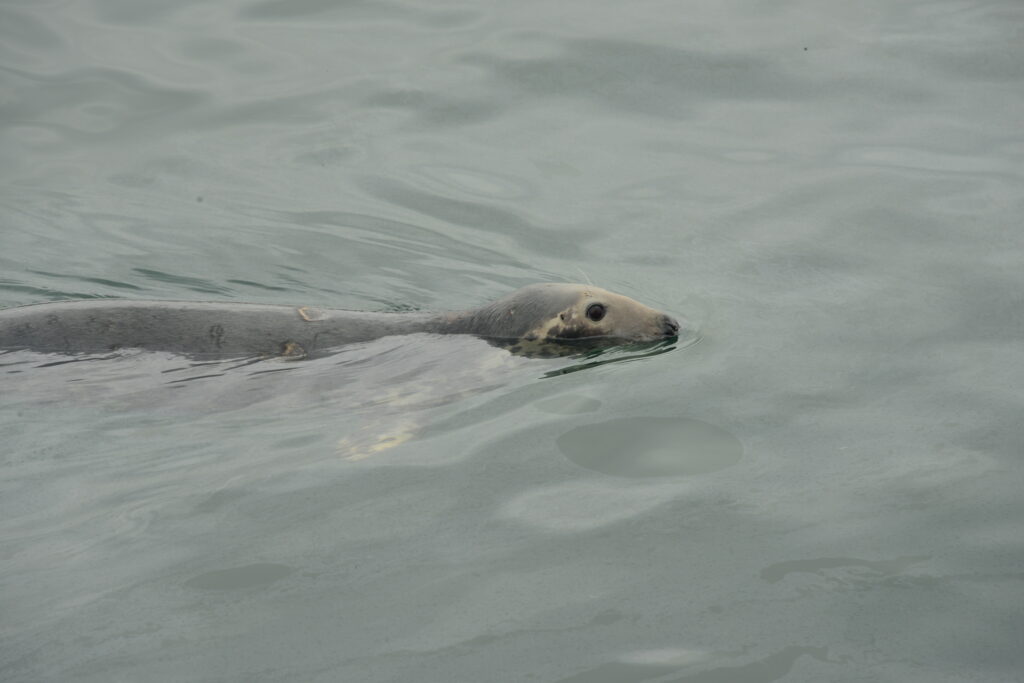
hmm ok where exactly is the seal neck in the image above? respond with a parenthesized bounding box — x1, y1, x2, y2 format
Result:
(433, 309, 505, 339)
(314, 308, 493, 340)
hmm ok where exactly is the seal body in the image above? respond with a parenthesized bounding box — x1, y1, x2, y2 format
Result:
(0, 283, 679, 357)
(0, 300, 444, 357)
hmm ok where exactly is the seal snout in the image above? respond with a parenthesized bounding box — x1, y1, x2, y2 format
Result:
(661, 315, 680, 338)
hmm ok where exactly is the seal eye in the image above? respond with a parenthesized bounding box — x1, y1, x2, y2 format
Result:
(586, 303, 606, 322)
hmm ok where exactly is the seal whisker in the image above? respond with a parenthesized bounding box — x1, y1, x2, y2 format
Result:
(574, 266, 594, 287)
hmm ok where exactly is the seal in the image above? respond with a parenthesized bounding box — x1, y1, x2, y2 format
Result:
(0, 283, 680, 357)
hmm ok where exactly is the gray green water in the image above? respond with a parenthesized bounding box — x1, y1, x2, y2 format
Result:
(2, 1, 1023, 681)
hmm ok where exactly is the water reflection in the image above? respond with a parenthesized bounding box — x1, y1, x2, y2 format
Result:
(184, 563, 293, 590)
(540, 338, 688, 376)
(558, 416, 742, 478)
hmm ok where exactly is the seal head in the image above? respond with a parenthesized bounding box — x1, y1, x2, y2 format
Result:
(452, 283, 680, 347)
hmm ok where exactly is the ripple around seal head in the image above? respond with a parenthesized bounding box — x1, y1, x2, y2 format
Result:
(557, 417, 742, 478)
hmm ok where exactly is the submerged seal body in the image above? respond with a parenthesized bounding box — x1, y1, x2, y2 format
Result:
(0, 283, 680, 358)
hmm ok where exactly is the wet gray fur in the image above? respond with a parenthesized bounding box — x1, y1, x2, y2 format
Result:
(0, 300, 450, 357)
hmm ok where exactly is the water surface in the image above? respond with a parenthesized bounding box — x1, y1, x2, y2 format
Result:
(2, 1, 1023, 681)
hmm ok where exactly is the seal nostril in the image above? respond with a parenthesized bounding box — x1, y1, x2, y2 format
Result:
(662, 316, 680, 336)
